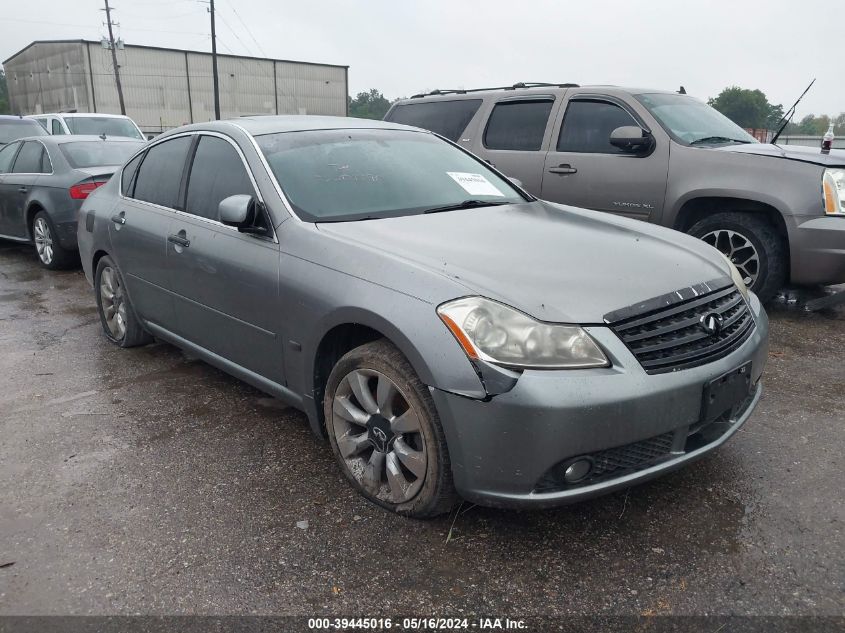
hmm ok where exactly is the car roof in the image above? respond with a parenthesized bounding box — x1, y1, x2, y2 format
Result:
(47, 134, 145, 145)
(394, 85, 683, 103)
(0, 115, 44, 123)
(170, 115, 424, 137)
(37, 112, 135, 119)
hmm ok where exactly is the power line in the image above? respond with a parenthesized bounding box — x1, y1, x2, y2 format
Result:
(224, 1, 267, 58)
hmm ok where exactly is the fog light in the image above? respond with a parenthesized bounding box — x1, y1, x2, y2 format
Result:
(563, 457, 594, 483)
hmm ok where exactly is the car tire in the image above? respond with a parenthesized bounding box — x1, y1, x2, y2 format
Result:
(688, 212, 787, 302)
(32, 210, 75, 270)
(94, 255, 152, 348)
(324, 339, 458, 518)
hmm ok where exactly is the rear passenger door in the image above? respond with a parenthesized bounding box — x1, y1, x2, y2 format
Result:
(109, 135, 192, 327)
(541, 96, 669, 221)
(0, 142, 23, 237)
(167, 133, 283, 384)
(471, 96, 559, 195)
(0, 141, 48, 239)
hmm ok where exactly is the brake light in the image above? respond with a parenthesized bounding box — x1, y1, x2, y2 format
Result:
(69, 181, 107, 200)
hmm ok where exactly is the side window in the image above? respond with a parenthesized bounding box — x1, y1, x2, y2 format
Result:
(483, 99, 554, 151)
(557, 100, 638, 154)
(0, 143, 19, 174)
(133, 136, 192, 209)
(51, 119, 65, 135)
(185, 136, 256, 221)
(121, 152, 144, 197)
(385, 100, 483, 142)
(40, 146, 52, 173)
(34, 118, 49, 132)
(12, 141, 45, 174)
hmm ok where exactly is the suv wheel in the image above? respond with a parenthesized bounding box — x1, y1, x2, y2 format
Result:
(32, 211, 74, 270)
(688, 212, 786, 302)
(324, 339, 457, 518)
(94, 255, 152, 348)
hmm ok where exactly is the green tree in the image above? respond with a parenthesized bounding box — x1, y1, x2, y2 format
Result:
(348, 89, 391, 120)
(0, 68, 10, 115)
(708, 86, 783, 129)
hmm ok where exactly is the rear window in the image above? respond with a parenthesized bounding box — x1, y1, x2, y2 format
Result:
(132, 136, 191, 208)
(385, 99, 482, 141)
(0, 119, 48, 144)
(60, 141, 144, 168)
(65, 117, 144, 140)
(483, 99, 554, 151)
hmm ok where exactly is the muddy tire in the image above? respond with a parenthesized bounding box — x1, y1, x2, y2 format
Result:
(94, 255, 152, 348)
(324, 339, 458, 518)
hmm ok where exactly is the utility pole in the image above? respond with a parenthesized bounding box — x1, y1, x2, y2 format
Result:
(101, 0, 126, 115)
(209, 0, 221, 120)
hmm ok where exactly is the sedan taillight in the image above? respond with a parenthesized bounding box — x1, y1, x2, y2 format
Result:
(69, 181, 108, 200)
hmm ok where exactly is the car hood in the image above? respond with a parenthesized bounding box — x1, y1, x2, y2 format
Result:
(714, 142, 845, 167)
(316, 201, 730, 323)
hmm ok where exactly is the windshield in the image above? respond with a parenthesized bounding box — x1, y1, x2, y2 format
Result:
(0, 119, 48, 144)
(65, 117, 145, 140)
(635, 93, 757, 145)
(256, 128, 527, 222)
(60, 141, 144, 168)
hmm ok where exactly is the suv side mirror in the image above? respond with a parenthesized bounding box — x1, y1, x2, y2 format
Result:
(507, 176, 524, 188)
(219, 194, 267, 235)
(609, 126, 655, 155)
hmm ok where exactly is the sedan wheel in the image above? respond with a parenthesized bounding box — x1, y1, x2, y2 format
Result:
(33, 216, 54, 266)
(99, 266, 128, 341)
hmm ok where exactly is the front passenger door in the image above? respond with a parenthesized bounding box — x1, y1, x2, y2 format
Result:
(167, 134, 283, 385)
(542, 97, 669, 221)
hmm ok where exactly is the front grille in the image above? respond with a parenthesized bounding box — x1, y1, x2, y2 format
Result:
(534, 432, 675, 492)
(606, 280, 755, 373)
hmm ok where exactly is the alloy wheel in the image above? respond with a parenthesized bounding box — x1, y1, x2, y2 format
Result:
(99, 267, 128, 341)
(700, 229, 760, 288)
(331, 368, 428, 504)
(33, 217, 54, 265)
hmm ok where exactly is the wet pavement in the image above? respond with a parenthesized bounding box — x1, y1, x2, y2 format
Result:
(0, 240, 843, 616)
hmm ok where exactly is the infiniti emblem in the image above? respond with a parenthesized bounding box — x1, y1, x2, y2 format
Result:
(372, 427, 388, 444)
(699, 312, 724, 336)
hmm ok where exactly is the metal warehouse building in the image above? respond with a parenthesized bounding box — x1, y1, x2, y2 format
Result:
(3, 39, 349, 135)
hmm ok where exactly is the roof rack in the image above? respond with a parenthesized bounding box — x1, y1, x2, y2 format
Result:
(410, 82, 579, 99)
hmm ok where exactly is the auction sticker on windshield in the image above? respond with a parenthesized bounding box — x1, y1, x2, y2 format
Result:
(447, 172, 505, 197)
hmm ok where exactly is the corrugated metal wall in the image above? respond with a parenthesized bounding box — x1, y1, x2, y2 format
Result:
(4, 40, 348, 134)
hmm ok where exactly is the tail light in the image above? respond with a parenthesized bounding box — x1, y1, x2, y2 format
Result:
(69, 181, 108, 200)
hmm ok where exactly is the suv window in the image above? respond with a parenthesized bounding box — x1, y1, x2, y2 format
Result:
(51, 119, 65, 135)
(120, 152, 144, 197)
(185, 136, 256, 221)
(12, 141, 48, 173)
(484, 99, 554, 151)
(133, 136, 191, 208)
(385, 100, 482, 142)
(0, 143, 19, 173)
(557, 99, 638, 154)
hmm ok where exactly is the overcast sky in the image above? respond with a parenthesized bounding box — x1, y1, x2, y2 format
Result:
(2, 0, 840, 118)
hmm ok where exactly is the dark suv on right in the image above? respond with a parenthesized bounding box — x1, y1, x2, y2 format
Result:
(385, 84, 845, 300)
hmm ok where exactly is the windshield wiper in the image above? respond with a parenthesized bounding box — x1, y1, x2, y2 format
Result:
(690, 136, 751, 146)
(423, 199, 509, 214)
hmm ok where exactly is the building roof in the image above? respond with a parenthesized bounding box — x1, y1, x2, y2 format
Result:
(3, 39, 348, 69)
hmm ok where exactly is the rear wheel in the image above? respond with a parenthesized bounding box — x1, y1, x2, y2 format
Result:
(688, 212, 787, 302)
(94, 255, 152, 348)
(324, 339, 457, 518)
(32, 211, 74, 270)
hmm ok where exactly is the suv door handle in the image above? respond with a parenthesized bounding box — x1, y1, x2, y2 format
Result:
(548, 164, 577, 174)
(110, 214, 126, 225)
(168, 233, 190, 248)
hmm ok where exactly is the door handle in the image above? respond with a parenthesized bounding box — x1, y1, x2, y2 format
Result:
(18, 187, 28, 193)
(168, 233, 191, 248)
(110, 214, 126, 225)
(548, 164, 577, 174)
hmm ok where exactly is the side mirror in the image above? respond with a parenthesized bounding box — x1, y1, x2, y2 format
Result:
(609, 126, 655, 155)
(219, 194, 267, 235)
(507, 176, 524, 188)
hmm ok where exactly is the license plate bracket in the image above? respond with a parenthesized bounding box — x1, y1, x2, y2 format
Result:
(701, 361, 753, 423)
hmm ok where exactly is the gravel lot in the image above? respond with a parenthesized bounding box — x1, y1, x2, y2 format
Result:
(0, 240, 843, 618)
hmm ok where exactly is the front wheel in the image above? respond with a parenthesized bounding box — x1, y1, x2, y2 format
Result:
(324, 339, 457, 518)
(94, 255, 152, 348)
(688, 212, 787, 302)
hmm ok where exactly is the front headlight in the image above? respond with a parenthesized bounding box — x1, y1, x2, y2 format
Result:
(437, 296, 609, 369)
(719, 253, 750, 301)
(823, 168, 845, 215)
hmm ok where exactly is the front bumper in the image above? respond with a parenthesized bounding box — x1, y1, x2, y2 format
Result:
(430, 294, 769, 509)
(788, 214, 845, 286)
